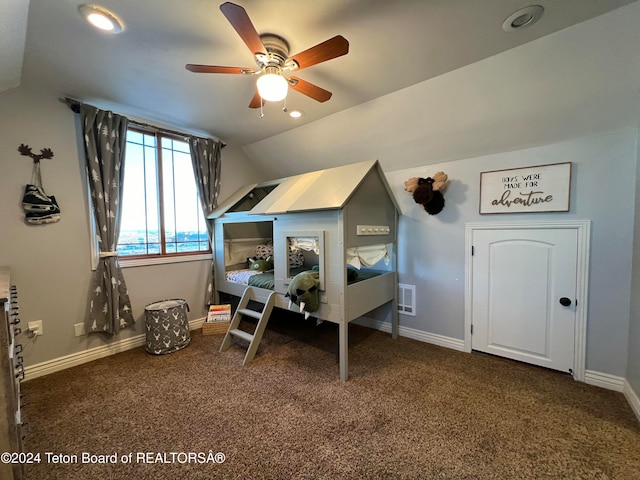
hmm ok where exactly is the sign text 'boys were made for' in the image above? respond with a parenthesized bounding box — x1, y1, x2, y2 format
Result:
(479, 162, 571, 214)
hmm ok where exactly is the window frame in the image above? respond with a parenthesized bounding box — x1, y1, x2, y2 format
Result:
(117, 127, 212, 266)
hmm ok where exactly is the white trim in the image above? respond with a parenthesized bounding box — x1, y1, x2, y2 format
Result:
(584, 370, 625, 392)
(354, 317, 465, 351)
(23, 317, 206, 381)
(465, 220, 590, 382)
(120, 253, 212, 268)
(624, 380, 640, 423)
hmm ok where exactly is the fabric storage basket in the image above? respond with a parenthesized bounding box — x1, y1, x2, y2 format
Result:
(144, 299, 191, 355)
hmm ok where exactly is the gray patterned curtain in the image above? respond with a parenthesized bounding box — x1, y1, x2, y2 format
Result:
(81, 105, 135, 334)
(189, 136, 222, 307)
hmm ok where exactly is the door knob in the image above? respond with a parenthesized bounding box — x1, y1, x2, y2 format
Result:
(559, 297, 572, 307)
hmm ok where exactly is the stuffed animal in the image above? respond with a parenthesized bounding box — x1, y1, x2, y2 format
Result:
(404, 172, 448, 215)
(404, 177, 420, 193)
(285, 270, 320, 319)
(424, 190, 444, 214)
(249, 256, 273, 272)
(413, 177, 434, 205)
(431, 171, 448, 191)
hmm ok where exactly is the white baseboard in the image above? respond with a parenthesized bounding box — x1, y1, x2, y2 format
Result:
(353, 317, 465, 351)
(24, 317, 206, 381)
(584, 370, 626, 392)
(624, 380, 640, 423)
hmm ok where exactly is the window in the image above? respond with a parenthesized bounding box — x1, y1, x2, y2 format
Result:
(283, 231, 325, 291)
(117, 128, 210, 258)
(228, 184, 278, 212)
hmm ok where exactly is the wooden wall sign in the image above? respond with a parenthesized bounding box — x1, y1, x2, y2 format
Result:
(479, 162, 571, 214)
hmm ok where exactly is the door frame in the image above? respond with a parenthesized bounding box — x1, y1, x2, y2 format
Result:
(464, 220, 591, 382)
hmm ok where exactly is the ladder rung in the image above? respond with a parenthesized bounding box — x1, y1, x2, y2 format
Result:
(229, 329, 254, 343)
(238, 308, 262, 320)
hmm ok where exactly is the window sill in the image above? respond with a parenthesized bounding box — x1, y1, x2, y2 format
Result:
(119, 253, 212, 268)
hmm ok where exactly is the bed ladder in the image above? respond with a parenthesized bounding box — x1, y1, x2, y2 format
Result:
(219, 287, 276, 365)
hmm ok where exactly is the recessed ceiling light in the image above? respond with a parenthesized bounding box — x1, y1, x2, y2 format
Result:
(288, 109, 304, 118)
(78, 4, 124, 34)
(502, 5, 544, 32)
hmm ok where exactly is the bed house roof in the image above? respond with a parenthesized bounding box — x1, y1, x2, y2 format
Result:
(210, 159, 399, 218)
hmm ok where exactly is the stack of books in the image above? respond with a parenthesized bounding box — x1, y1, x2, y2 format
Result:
(202, 304, 231, 335)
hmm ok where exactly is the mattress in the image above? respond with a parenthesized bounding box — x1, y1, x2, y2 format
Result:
(225, 266, 384, 290)
(225, 269, 260, 285)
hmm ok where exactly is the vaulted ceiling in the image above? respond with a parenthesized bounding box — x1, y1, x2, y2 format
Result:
(5, 0, 638, 149)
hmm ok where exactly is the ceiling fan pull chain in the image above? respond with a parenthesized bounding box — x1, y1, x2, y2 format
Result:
(259, 99, 264, 118)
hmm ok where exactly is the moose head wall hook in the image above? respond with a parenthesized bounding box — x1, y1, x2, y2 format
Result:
(18, 143, 61, 225)
(18, 144, 54, 163)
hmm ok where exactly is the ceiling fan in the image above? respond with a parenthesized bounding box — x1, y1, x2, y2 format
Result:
(186, 2, 349, 108)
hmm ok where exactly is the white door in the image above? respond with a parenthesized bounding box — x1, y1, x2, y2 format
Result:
(471, 227, 578, 373)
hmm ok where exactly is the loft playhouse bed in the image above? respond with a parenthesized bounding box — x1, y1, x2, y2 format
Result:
(209, 159, 400, 381)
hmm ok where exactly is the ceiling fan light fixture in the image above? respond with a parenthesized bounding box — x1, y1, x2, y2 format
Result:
(257, 67, 288, 102)
(78, 4, 124, 34)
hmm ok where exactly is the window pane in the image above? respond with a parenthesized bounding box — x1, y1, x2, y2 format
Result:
(162, 146, 176, 244)
(144, 145, 159, 244)
(163, 139, 209, 254)
(119, 140, 151, 256)
(127, 130, 143, 145)
(143, 134, 156, 148)
(118, 129, 210, 258)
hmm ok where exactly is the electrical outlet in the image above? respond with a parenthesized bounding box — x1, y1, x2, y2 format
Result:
(74, 323, 86, 337)
(28, 320, 43, 336)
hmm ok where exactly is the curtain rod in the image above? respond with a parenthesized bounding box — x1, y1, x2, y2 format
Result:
(61, 97, 226, 147)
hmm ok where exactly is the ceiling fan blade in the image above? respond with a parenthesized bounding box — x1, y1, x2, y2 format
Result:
(248, 90, 263, 109)
(185, 64, 251, 74)
(289, 77, 332, 103)
(220, 2, 267, 56)
(287, 35, 349, 70)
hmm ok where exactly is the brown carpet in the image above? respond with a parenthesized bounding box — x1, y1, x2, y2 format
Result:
(21, 315, 640, 480)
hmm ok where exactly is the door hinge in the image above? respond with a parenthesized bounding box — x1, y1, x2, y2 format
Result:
(471, 246, 475, 256)
(470, 324, 474, 335)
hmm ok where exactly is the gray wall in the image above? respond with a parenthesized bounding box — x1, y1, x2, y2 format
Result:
(0, 87, 262, 368)
(384, 130, 636, 377)
(629, 136, 640, 393)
